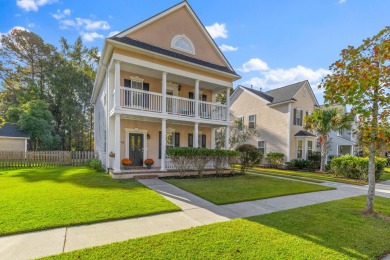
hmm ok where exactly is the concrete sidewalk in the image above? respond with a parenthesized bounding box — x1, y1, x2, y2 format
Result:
(1, 178, 390, 260)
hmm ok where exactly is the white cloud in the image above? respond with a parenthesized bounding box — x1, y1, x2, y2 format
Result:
(60, 18, 110, 31)
(27, 23, 35, 28)
(339, 0, 346, 3)
(238, 58, 269, 72)
(16, 0, 57, 12)
(107, 31, 120, 37)
(219, 44, 238, 52)
(52, 9, 71, 20)
(241, 64, 330, 93)
(205, 23, 227, 39)
(81, 31, 104, 42)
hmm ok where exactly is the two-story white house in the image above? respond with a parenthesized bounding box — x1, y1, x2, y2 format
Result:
(230, 80, 319, 161)
(92, 1, 240, 172)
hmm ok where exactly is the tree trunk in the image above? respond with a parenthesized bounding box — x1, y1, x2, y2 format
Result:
(365, 89, 379, 214)
(320, 135, 328, 172)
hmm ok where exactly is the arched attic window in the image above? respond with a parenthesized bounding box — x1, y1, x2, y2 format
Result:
(171, 34, 195, 55)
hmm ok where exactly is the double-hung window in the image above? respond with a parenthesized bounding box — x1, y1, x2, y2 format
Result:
(297, 140, 303, 159)
(258, 141, 266, 155)
(294, 108, 303, 126)
(248, 115, 256, 129)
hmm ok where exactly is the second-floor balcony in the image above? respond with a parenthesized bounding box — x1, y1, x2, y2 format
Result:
(115, 87, 228, 121)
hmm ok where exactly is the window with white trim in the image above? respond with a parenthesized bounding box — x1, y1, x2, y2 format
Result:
(294, 108, 303, 126)
(258, 141, 266, 155)
(248, 115, 256, 129)
(297, 140, 303, 159)
(307, 140, 313, 157)
(171, 35, 195, 55)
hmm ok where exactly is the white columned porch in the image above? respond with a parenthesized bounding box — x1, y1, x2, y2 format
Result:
(225, 86, 231, 150)
(162, 72, 167, 114)
(114, 114, 121, 173)
(161, 118, 167, 171)
(194, 122, 199, 148)
(195, 79, 199, 118)
(211, 128, 216, 149)
(114, 61, 121, 108)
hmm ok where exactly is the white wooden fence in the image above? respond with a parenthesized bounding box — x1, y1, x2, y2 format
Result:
(0, 151, 96, 168)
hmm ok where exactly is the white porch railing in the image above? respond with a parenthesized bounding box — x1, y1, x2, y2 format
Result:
(118, 87, 227, 121)
(120, 87, 162, 112)
(166, 96, 195, 117)
(199, 101, 227, 121)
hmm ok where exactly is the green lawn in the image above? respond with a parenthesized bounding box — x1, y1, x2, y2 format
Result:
(44, 196, 390, 259)
(0, 166, 180, 236)
(249, 167, 368, 185)
(165, 174, 334, 205)
(381, 167, 390, 181)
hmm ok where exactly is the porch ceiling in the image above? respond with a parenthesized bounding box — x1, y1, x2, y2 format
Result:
(116, 62, 228, 93)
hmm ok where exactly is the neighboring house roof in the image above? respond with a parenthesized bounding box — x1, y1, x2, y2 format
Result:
(294, 130, 316, 137)
(264, 81, 306, 104)
(109, 36, 238, 76)
(237, 80, 315, 106)
(0, 123, 29, 138)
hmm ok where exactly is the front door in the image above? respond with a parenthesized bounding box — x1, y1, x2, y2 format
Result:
(129, 133, 144, 166)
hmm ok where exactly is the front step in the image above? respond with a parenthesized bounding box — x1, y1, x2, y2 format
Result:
(133, 175, 159, 179)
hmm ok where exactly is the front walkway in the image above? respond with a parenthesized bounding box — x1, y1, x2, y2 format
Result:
(1, 177, 390, 260)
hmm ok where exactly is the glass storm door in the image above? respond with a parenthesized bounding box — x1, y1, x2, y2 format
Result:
(129, 133, 144, 166)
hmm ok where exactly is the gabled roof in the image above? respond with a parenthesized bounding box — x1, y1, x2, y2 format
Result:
(0, 123, 29, 138)
(294, 130, 316, 137)
(264, 81, 307, 104)
(109, 36, 238, 76)
(240, 86, 274, 102)
(114, 1, 235, 73)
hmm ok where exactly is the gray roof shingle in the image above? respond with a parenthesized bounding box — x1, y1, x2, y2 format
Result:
(264, 81, 307, 104)
(294, 130, 316, 137)
(0, 123, 29, 138)
(109, 36, 239, 76)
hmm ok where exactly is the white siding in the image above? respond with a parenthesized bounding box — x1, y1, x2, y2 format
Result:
(94, 78, 107, 167)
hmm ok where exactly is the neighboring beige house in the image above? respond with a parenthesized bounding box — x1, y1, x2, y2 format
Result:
(0, 123, 29, 152)
(230, 80, 319, 161)
(92, 1, 240, 172)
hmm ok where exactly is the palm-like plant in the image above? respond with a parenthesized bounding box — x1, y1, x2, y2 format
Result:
(304, 107, 352, 172)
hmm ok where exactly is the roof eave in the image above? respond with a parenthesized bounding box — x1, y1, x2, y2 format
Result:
(267, 99, 297, 107)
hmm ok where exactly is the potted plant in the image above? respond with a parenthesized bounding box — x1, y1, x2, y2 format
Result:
(121, 158, 132, 170)
(144, 158, 154, 169)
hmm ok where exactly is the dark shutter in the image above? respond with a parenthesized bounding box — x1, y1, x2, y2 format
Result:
(202, 95, 207, 101)
(189, 92, 194, 99)
(201, 134, 206, 148)
(175, 133, 180, 147)
(306, 111, 309, 116)
(143, 83, 150, 109)
(293, 108, 297, 125)
(124, 79, 131, 88)
(300, 110, 303, 126)
(188, 134, 193, 147)
(158, 131, 161, 159)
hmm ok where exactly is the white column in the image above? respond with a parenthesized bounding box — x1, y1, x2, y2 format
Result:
(225, 126, 229, 150)
(195, 79, 199, 118)
(162, 72, 167, 114)
(194, 122, 199, 148)
(226, 86, 231, 122)
(114, 114, 121, 173)
(24, 139, 28, 152)
(114, 61, 121, 108)
(161, 119, 167, 171)
(211, 128, 216, 149)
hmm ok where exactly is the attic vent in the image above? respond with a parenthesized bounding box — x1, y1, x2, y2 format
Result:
(171, 34, 195, 55)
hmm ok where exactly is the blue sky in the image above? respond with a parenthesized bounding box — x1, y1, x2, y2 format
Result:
(1, 0, 389, 104)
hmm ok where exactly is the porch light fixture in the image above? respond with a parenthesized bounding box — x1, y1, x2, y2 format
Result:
(178, 84, 181, 91)
(147, 134, 151, 139)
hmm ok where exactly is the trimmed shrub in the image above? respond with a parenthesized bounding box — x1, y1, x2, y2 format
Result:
(286, 159, 311, 170)
(235, 144, 263, 174)
(166, 147, 195, 177)
(266, 152, 285, 168)
(330, 154, 386, 180)
(191, 148, 213, 177)
(212, 149, 241, 175)
(89, 159, 104, 172)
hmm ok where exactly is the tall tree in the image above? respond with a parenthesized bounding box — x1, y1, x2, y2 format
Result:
(215, 118, 257, 149)
(304, 107, 352, 172)
(321, 26, 390, 214)
(18, 100, 58, 151)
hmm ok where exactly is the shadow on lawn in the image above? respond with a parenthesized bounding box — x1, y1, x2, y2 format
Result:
(2, 166, 141, 190)
(246, 196, 390, 259)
